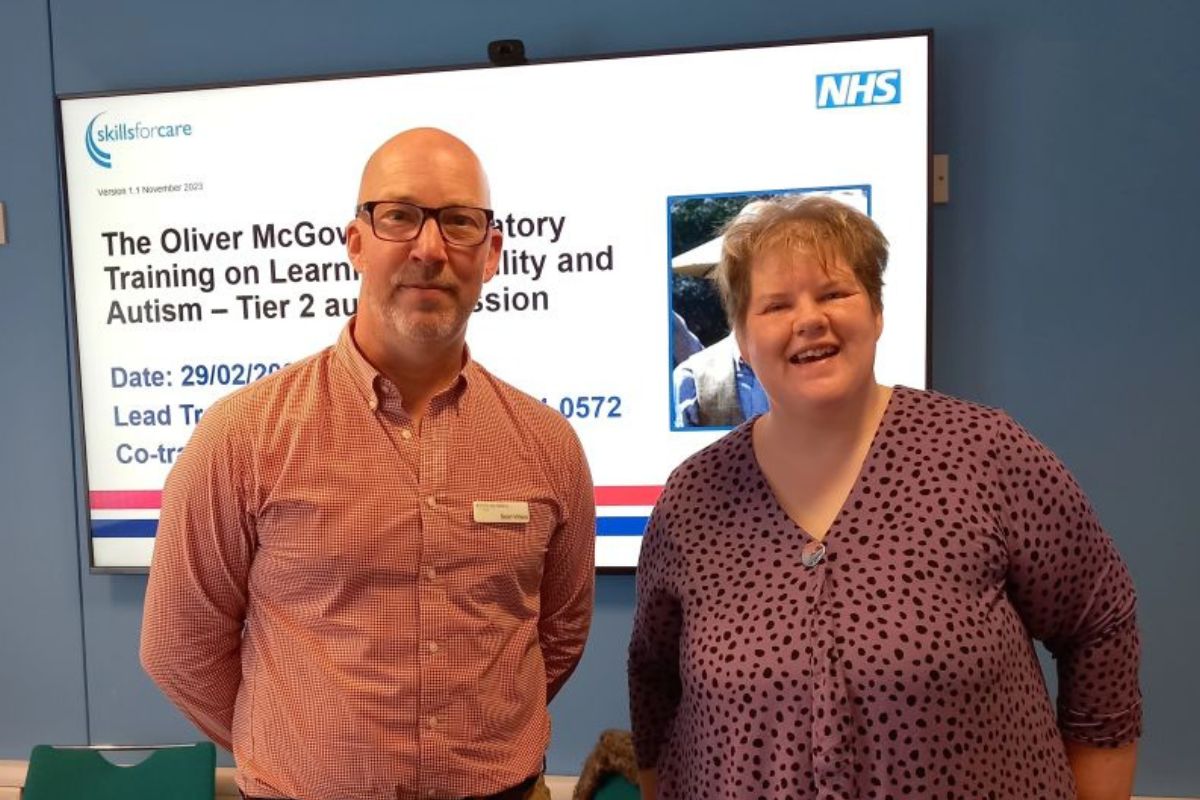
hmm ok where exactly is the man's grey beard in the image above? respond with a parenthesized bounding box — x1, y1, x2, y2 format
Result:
(368, 292, 469, 344)
(394, 310, 465, 343)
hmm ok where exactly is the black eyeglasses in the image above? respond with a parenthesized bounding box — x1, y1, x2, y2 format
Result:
(357, 201, 494, 246)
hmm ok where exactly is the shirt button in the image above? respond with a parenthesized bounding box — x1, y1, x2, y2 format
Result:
(426, 716, 438, 728)
(368, 398, 378, 411)
(401, 429, 413, 440)
(425, 566, 437, 581)
(425, 495, 437, 509)
(427, 641, 439, 654)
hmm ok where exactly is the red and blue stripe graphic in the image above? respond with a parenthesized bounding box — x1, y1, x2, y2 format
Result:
(89, 486, 660, 538)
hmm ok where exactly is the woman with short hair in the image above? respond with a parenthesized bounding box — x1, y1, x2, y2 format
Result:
(628, 195, 1141, 800)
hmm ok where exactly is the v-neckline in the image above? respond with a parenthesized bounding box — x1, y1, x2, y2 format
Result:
(748, 386, 901, 544)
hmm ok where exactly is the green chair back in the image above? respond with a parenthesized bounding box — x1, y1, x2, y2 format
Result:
(594, 772, 641, 800)
(23, 742, 215, 800)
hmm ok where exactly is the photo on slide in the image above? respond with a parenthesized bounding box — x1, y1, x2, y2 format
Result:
(668, 186, 870, 431)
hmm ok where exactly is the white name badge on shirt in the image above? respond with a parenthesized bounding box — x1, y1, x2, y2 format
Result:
(473, 501, 531, 524)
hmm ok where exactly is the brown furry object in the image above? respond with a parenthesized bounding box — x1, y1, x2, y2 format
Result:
(572, 729, 639, 799)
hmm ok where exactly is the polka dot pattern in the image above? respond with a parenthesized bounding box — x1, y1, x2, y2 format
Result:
(628, 387, 1140, 799)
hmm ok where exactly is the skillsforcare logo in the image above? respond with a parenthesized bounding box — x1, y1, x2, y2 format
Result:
(85, 112, 195, 169)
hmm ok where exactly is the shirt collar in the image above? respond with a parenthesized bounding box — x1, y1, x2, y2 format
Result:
(335, 317, 474, 411)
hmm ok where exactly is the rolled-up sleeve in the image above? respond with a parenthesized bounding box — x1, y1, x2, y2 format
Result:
(996, 414, 1142, 747)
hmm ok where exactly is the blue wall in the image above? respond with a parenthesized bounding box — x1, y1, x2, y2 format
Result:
(2, 0, 1197, 794)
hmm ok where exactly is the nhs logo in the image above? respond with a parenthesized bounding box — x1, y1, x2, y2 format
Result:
(816, 69, 902, 108)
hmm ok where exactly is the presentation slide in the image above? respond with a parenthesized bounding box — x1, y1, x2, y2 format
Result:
(60, 33, 930, 569)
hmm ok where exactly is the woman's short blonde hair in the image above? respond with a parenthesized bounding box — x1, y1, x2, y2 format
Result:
(712, 195, 889, 328)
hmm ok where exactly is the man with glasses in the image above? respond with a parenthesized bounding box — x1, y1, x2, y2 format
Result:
(142, 128, 596, 800)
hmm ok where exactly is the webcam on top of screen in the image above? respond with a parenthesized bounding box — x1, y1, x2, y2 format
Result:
(488, 39, 527, 67)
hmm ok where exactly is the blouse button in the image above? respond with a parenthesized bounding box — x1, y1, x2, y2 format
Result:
(801, 540, 826, 567)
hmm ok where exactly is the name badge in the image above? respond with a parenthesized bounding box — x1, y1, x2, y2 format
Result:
(473, 501, 530, 524)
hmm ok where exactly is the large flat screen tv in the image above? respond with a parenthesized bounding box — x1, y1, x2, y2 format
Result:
(60, 31, 931, 571)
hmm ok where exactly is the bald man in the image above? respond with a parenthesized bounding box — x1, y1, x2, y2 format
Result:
(142, 128, 596, 800)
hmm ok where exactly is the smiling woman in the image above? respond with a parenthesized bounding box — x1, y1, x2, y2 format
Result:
(629, 195, 1142, 800)
(735, 244, 881, 416)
